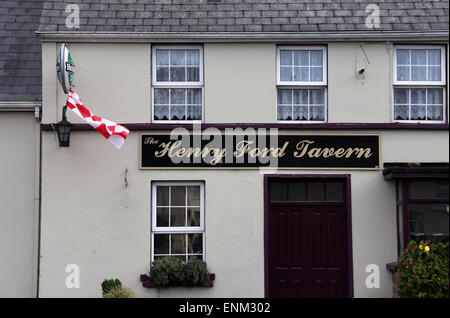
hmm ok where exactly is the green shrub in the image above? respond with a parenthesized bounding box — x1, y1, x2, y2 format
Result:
(394, 240, 449, 298)
(184, 257, 209, 285)
(103, 286, 135, 298)
(149, 257, 210, 286)
(150, 257, 186, 286)
(101, 278, 122, 296)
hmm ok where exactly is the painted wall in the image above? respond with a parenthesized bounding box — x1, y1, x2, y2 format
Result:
(0, 112, 39, 297)
(41, 42, 448, 125)
(38, 129, 448, 298)
(39, 41, 449, 298)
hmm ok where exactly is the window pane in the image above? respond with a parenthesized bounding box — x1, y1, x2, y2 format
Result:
(187, 207, 201, 226)
(397, 66, 410, 81)
(310, 50, 323, 66)
(171, 234, 186, 254)
(156, 207, 169, 227)
(409, 205, 449, 242)
(154, 88, 169, 105)
(397, 49, 410, 65)
(410, 105, 426, 120)
(187, 186, 200, 206)
(277, 105, 291, 120)
(310, 89, 324, 104)
(280, 50, 292, 66)
(154, 105, 169, 120)
(186, 88, 202, 104)
(411, 49, 426, 65)
(186, 50, 199, 66)
(170, 67, 185, 82)
(188, 233, 203, 254)
(171, 186, 186, 206)
(170, 50, 185, 66)
(411, 66, 426, 81)
(310, 67, 323, 81)
(307, 182, 325, 201)
(154, 234, 169, 254)
(294, 67, 309, 81)
(428, 49, 441, 65)
(186, 67, 199, 81)
(186, 106, 201, 120)
(170, 89, 185, 104)
(309, 106, 324, 121)
(156, 67, 169, 81)
(170, 106, 185, 120)
(394, 88, 408, 104)
(287, 182, 306, 201)
(280, 66, 292, 81)
(156, 186, 169, 206)
(428, 66, 441, 81)
(410, 88, 426, 104)
(270, 182, 287, 201)
(277, 89, 292, 104)
(428, 88, 443, 105)
(156, 50, 169, 66)
(326, 182, 344, 201)
(294, 50, 309, 66)
(394, 105, 408, 120)
(427, 106, 443, 120)
(409, 181, 449, 199)
(293, 106, 308, 121)
(171, 207, 186, 227)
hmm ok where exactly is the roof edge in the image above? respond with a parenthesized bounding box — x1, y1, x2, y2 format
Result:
(35, 31, 450, 43)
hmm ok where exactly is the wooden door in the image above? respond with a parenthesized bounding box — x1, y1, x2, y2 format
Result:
(267, 179, 350, 298)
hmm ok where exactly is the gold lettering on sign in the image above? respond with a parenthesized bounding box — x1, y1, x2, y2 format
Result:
(294, 140, 373, 159)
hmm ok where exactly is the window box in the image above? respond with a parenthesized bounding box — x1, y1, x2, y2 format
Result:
(139, 273, 215, 288)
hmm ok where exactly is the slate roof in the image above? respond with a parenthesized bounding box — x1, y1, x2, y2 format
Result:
(0, 0, 43, 102)
(37, 0, 449, 33)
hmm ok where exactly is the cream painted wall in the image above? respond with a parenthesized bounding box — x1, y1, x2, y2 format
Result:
(328, 43, 393, 123)
(40, 41, 444, 124)
(42, 42, 151, 124)
(0, 112, 39, 297)
(204, 43, 277, 123)
(39, 129, 448, 298)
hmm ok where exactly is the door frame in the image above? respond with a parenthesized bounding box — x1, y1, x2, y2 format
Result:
(263, 174, 354, 298)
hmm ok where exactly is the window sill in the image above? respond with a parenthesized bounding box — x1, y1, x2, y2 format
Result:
(140, 273, 215, 288)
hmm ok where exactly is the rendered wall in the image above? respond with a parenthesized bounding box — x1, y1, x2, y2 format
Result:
(0, 112, 39, 297)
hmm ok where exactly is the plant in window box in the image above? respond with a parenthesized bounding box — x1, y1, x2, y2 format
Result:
(141, 256, 214, 288)
(394, 240, 449, 298)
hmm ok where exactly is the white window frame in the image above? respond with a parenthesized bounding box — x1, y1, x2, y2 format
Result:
(151, 181, 205, 262)
(276, 46, 328, 123)
(392, 45, 447, 124)
(393, 45, 446, 86)
(276, 46, 328, 86)
(151, 45, 204, 124)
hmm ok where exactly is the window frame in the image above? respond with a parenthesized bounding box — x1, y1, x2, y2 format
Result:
(393, 45, 446, 86)
(398, 178, 449, 251)
(276, 46, 328, 123)
(276, 45, 328, 86)
(392, 45, 447, 124)
(151, 181, 205, 263)
(151, 45, 204, 124)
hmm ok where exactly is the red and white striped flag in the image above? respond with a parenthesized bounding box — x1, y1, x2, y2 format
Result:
(66, 89, 129, 149)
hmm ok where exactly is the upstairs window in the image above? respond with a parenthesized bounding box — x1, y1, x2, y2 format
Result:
(152, 46, 203, 123)
(276, 46, 327, 122)
(393, 46, 446, 122)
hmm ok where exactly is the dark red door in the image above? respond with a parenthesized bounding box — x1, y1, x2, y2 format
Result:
(267, 179, 350, 298)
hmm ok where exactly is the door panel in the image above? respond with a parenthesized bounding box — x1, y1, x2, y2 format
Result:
(268, 181, 350, 298)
